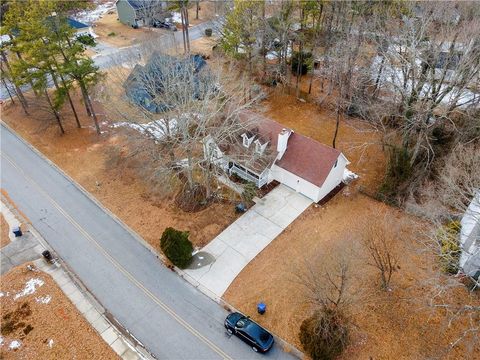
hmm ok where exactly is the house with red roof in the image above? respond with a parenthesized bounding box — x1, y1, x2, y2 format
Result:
(204, 112, 350, 203)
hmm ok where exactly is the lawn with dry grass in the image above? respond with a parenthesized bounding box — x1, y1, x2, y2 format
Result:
(224, 191, 479, 359)
(0, 264, 117, 359)
(92, 10, 169, 48)
(1, 214, 10, 248)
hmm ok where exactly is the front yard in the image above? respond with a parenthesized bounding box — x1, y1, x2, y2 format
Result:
(0, 92, 240, 250)
(224, 192, 479, 359)
(0, 264, 117, 359)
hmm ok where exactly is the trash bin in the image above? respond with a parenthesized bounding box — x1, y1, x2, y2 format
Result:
(235, 203, 246, 213)
(12, 226, 22, 237)
(257, 302, 266, 315)
(42, 250, 53, 262)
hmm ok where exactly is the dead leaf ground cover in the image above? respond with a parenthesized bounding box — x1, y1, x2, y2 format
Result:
(224, 192, 479, 359)
(1, 215, 10, 248)
(0, 264, 118, 359)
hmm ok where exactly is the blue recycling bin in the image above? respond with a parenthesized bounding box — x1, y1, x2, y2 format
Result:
(257, 302, 266, 315)
(13, 226, 22, 237)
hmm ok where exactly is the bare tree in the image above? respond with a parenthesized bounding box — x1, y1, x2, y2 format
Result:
(361, 215, 399, 290)
(99, 50, 262, 208)
(295, 254, 355, 360)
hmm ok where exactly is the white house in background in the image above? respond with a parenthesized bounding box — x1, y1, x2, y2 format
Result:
(459, 191, 480, 280)
(204, 112, 350, 203)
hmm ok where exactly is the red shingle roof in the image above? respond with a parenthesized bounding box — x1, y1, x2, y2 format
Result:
(240, 112, 342, 187)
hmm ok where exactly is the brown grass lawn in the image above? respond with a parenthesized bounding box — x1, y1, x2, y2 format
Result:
(92, 11, 169, 48)
(0, 264, 118, 359)
(0, 92, 239, 250)
(224, 192, 480, 359)
(1, 214, 10, 248)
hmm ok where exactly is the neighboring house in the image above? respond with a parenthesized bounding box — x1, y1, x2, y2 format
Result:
(459, 191, 480, 279)
(116, 0, 166, 27)
(123, 52, 207, 113)
(204, 112, 350, 203)
(67, 18, 93, 38)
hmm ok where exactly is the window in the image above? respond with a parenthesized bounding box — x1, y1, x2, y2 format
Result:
(241, 133, 254, 148)
(254, 139, 268, 155)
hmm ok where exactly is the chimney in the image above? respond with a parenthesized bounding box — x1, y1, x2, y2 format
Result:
(277, 129, 291, 160)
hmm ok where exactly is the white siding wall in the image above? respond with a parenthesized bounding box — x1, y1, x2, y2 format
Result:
(315, 154, 348, 202)
(269, 165, 321, 202)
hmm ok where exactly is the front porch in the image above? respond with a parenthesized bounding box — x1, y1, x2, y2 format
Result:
(228, 163, 269, 188)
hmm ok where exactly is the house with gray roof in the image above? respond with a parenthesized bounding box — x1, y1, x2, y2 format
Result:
(123, 52, 208, 113)
(116, 0, 166, 27)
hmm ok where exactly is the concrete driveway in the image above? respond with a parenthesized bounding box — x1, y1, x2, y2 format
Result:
(184, 185, 312, 298)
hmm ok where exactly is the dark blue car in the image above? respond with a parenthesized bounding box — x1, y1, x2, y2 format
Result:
(224, 312, 274, 353)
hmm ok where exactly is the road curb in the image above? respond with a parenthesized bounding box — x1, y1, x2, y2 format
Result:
(1, 121, 304, 359)
(175, 267, 305, 359)
(1, 194, 153, 360)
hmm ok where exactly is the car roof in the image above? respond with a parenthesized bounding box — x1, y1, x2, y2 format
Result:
(242, 319, 272, 344)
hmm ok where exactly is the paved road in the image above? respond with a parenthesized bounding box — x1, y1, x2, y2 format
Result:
(0, 123, 296, 359)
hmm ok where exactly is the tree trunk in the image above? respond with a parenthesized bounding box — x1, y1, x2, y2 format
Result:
(60, 74, 81, 128)
(1, 77, 15, 104)
(184, 6, 190, 53)
(180, 8, 187, 53)
(1, 51, 29, 113)
(44, 88, 64, 134)
(79, 80, 100, 134)
(332, 109, 340, 149)
(195, 0, 199, 20)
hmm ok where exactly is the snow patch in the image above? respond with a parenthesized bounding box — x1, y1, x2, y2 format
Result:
(72, 1, 115, 25)
(111, 119, 177, 140)
(14, 278, 45, 300)
(35, 295, 52, 304)
(8, 340, 21, 350)
(343, 168, 359, 183)
(171, 12, 182, 24)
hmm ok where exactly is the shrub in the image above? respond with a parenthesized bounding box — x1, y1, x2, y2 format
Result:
(299, 307, 349, 360)
(241, 182, 257, 204)
(160, 227, 193, 268)
(76, 34, 96, 46)
(437, 220, 461, 274)
(108, 31, 116, 37)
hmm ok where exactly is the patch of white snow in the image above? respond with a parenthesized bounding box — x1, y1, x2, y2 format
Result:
(171, 12, 182, 24)
(14, 278, 44, 300)
(343, 168, 359, 183)
(8, 340, 21, 350)
(35, 295, 52, 304)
